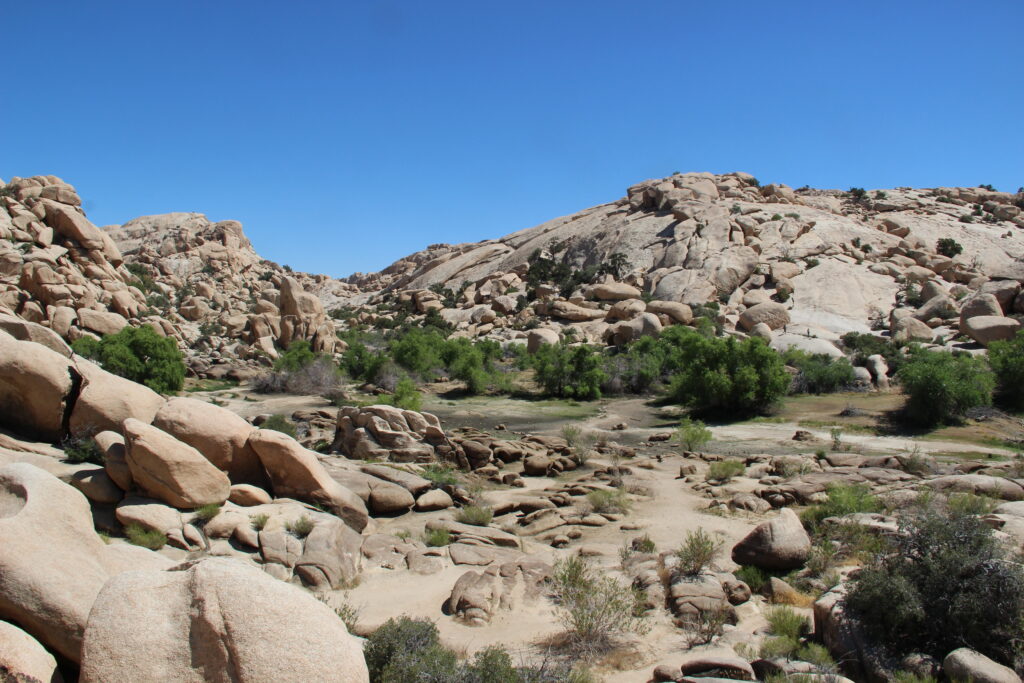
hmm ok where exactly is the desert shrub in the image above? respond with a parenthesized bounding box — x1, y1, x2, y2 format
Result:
(756, 606, 810, 659)
(896, 349, 995, 426)
(735, 565, 769, 593)
(193, 503, 221, 522)
(71, 324, 185, 394)
(674, 418, 712, 451)
(706, 459, 745, 482)
(421, 464, 459, 487)
(456, 505, 493, 526)
(381, 376, 422, 411)
(674, 529, 721, 575)
(663, 328, 789, 418)
(332, 599, 361, 635)
(601, 336, 666, 394)
(341, 341, 388, 384)
(848, 187, 867, 201)
(285, 515, 315, 538)
(528, 342, 606, 400)
(632, 534, 656, 554)
(840, 331, 907, 373)
(844, 508, 1024, 666)
(125, 523, 167, 550)
(250, 513, 270, 531)
(424, 527, 452, 547)
(550, 555, 649, 652)
(273, 340, 317, 372)
(801, 483, 882, 527)
(62, 437, 103, 465)
(988, 331, 1024, 411)
(759, 635, 801, 660)
(260, 414, 297, 438)
(364, 617, 456, 682)
(936, 238, 964, 258)
(586, 489, 631, 514)
(784, 350, 856, 394)
(947, 492, 999, 516)
(254, 355, 344, 397)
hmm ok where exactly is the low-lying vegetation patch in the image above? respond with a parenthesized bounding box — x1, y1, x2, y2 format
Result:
(455, 505, 493, 526)
(586, 489, 631, 514)
(125, 523, 167, 550)
(706, 459, 745, 482)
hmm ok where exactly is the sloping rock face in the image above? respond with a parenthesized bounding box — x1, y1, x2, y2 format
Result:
(79, 558, 369, 683)
(0, 463, 170, 662)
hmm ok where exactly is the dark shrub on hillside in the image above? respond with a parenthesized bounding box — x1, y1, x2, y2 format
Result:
(71, 324, 184, 394)
(896, 349, 994, 426)
(663, 329, 789, 418)
(844, 509, 1024, 667)
(988, 330, 1024, 412)
(936, 238, 964, 258)
(839, 332, 907, 374)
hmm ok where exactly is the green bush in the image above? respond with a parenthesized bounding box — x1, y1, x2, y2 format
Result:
(896, 349, 995, 426)
(62, 437, 103, 465)
(674, 418, 712, 451)
(421, 464, 459, 487)
(936, 238, 964, 258)
(586, 489, 631, 514)
(844, 509, 1024, 666)
(840, 331, 907, 374)
(273, 340, 318, 372)
(663, 329, 789, 418)
(674, 529, 720, 575)
(735, 565, 769, 593)
(285, 515, 315, 538)
(250, 513, 269, 531)
(260, 414, 297, 438)
(193, 503, 221, 522)
(125, 523, 167, 550)
(424, 527, 452, 547)
(706, 459, 745, 482)
(988, 331, 1024, 411)
(801, 483, 882, 527)
(382, 376, 422, 411)
(455, 505, 493, 527)
(784, 349, 856, 394)
(529, 342, 607, 400)
(550, 555, 649, 651)
(71, 324, 185, 394)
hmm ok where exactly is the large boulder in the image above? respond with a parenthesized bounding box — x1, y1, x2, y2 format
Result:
(0, 463, 170, 662)
(248, 429, 368, 532)
(646, 300, 693, 324)
(69, 357, 165, 437)
(892, 316, 934, 342)
(731, 508, 811, 570)
(526, 328, 560, 353)
(153, 398, 267, 487)
(79, 558, 369, 683)
(39, 198, 106, 250)
(943, 649, 1019, 683)
(959, 293, 1004, 330)
(961, 316, 1021, 347)
(0, 330, 74, 441)
(0, 620, 62, 683)
(590, 282, 642, 301)
(123, 418, 231, 509)
(738, 302, 790, 332)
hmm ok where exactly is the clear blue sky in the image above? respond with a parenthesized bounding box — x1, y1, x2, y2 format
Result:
(4, 1, 1022, 277)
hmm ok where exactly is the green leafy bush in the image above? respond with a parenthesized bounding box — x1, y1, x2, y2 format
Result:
(528, 342, 607, 400)
(62, 437, 103, 465)
(71, 324, 185, 394)
(586, 489, 631, 514)
(260, 414, 297, 438)
(705, 459, 745, 482)
(382, 376, 422, 411)
(674, 529, 721, 575)
(674, 418, 712, 451)
(844, 509, 1024, 666)
(735, 565, 768, 593)
(663, 329, 789, 418)
(784, 349, 856, 394)
(936, 238, 964, 258)
(424, 527, 452, 547)
(550, 555, 649, 652)
(273, 340, 318, 372)
(988, 331, 1024, 411)
(421, 464, 459, 487)
(801, 483, 882, 527)
(192, 503, 221, 522)
(896, 349, 995, 426)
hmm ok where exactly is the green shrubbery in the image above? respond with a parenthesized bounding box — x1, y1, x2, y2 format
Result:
(254, 341, 344, 397)
(364, 616, 590, 682)
(784, 349, 856, 394)
(988, 331, 1024, 412)
(527, 342, 607, 400)
(260, 414, 297, 438)
(71, 324, 185, 394)
(663, 329, 789, 418)
(936, 238, 964, 258)
(897, 349, 995, 426)
(674, 418, 712, 451)
(844, 509, 1024, 667)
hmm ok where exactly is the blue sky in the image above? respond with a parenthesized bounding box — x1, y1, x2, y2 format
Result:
(4, 1, 1022, 277)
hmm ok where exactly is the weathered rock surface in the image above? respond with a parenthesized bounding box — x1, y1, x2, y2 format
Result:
(730, 508, 811, 570)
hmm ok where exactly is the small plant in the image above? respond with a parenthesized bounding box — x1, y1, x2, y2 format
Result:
(936, 237, 964, 258)
(455, 505, 494, 526)
(125, 523, 167, 550)
(550, 555, 650, 653)
(830, 427, 843, 451)
(735, 565, 768, 593)
(586, 489, 631, 514)
(62, 437, 103, 464)
(285, 514, 315, 538)
(848, 187, 867, 201)
(947, 492, 998, 516)
(424, 527, 452, 547)
(631, 534, 657, 554)
(260, 414, 297, 438)
(674, 528, 721, 575)
(767, 605, 810, 640)
(801, 483, 882, 527)
(875, 190, 888, 200)
(334, 600, 361, 634)
(395, 529, 412, 541)
(771, 213, 783, 221)
(383, 375, 422, 411)
(193, 503, 221, 523)
(561, 424, 595, 465)
(674, 418, 712, 451)
(250, 513, 270, 531)
(421, 464, 459, 487)
(685, 607, 730, 647)
(706, 459, 745, 482)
